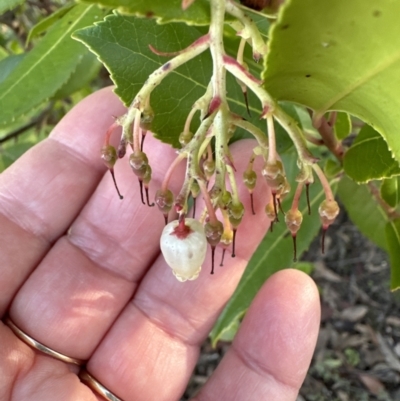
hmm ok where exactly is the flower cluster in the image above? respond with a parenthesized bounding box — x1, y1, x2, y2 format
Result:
(101, 0, 339, 281)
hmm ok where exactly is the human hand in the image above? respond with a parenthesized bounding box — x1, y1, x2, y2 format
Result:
(0, 87, 320, 401)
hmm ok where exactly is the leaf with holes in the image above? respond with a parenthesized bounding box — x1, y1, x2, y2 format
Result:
(264, 0, 400, 164)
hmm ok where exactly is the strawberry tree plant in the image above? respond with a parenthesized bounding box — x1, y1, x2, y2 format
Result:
(1, 0, 400, 344)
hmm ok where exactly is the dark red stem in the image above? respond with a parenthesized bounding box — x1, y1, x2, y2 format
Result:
(232, 229, 237, 258)
(109, 169, 123, 200)
(138, 180, 145, 205)
(250, 193, 255, 215)
(210, 246, 215, 274)
(306, 183, 311, 215)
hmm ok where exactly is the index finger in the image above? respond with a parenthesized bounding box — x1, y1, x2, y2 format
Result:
(0, 87, 125, 316)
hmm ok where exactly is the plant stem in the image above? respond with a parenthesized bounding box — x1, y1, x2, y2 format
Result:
(198, 179, 218, 224)
(225, 0, 268, 59)
(161, 153, 186, 193)
(273, 104, 317, 165)
(312, 163, 334, 201)
(266, 114, 277, 163)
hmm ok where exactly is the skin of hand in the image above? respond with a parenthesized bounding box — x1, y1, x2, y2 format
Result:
(0, 87, 320, 401)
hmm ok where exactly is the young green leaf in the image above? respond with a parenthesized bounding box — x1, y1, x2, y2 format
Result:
(343, 125, 400, 183)
(0, 4, 104, 126)
(381, 177, 400, 208)
(334, 112, 352, 140)
(74, 13, 266, 148)
(264, 0, 400, 164)
(211, 154, 334, 345)
(385, 219, 400, 291)
(337, 176, 388, 251)
(0, 0, 24, 14)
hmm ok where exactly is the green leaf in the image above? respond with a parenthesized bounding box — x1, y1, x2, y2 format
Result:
(0, 0, 24, 13)
(210, 152, 333, 345)
(334, 112, 352, 141)
(385, 219, 400, 291)
(53, 51, 101, 99)
(324, 158, 342, 179)
(0, 4, 104, 126)
(291, 261, 315, 275)
(74, 13, 266, 148)
(264, 0, 400, 164)
(80, 0, 211, 25)
(0, 128, 47, 172)
(381, 177, 400, 208)
(0, 54, 25, 83)
(343, 125, 400, 183)
(337, 176, 388, 251)
(26, 3, 75, 45)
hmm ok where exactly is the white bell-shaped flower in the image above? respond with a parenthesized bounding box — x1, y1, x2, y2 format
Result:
(160, 218, 207, 282)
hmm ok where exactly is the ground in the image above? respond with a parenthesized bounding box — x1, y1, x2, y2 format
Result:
(182, 209, 400, 401)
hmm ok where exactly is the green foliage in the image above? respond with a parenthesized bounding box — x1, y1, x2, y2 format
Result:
(386, 219, 400, 291)
(0, 54, 25, 82)
(344, 125, 400, 183)
(26, 3, 75, 45)
(80, 0, 212, 25)
(337, 176, 388, 251)
(334, 112, 351, 141)
(0, 3, 103, 126)
(0, 128, 48, 170)
(53, 51, 101, 99)
(381, 177, 400, 209)
(264, 0, 400, 164)
(0, 0, 25, 14)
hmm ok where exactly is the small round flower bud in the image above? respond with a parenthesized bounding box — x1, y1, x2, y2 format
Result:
(227, 122, 236, 141)
(204, 220, 224, 247)
(101, 145, 117, 169)
(160, 218, 207, 282)
(285, 209, 303, 235)
(140, 106, 154, 131)
(203, 159, 215, 179)
(209, 185, 222, 201)
(143, 165, 152, 185)
(219, 191, 232, 209)
(265, 202, 276, 220)
(155, 189, 174, 214)
(278, 178, 291, 199)
(262, 161, 286, 193)
(318, 199, 340, 228)
(228, 201, 245, 228)
(243, 170, 257, 191)
(191, 180, 200, 198)
(117, 137, 127, 159)
(129, 151, 149, 179)
(179, 131, 193, 147)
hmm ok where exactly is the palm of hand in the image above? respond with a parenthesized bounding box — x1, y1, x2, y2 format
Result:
(0, 88, 320, 401)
